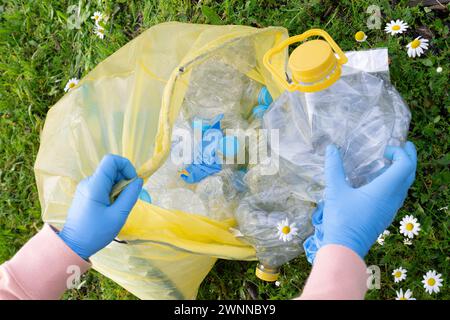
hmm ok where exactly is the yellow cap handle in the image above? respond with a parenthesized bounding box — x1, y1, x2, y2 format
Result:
(263, 29, 348, 92)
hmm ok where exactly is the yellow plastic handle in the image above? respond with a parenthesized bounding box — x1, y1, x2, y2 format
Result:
(263, 29, 348, 92)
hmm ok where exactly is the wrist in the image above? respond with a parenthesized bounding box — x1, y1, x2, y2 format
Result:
(322, 236, 368, 260)
(57, 229, 90, 261)
(300, 244, 368, 299)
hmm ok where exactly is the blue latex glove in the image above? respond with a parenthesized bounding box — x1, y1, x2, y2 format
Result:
(181, 117, 223, 184)
(309, 142, 417, 260)
(180, 162, 221, 183)
(303, 202, 324, 264)
(58, 154, 143, 260)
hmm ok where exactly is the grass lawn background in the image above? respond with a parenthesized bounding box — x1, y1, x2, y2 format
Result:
(0, 0, 448, 300)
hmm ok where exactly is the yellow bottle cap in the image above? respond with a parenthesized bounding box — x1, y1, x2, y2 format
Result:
(263, 29, 348, 93)
(288, 39, 337, 85)
(255, 263, 280, 282)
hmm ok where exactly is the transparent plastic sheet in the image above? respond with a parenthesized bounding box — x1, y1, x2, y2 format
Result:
(34, 22, 288, 299)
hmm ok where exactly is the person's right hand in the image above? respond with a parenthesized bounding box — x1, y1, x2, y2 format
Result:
(58, 154, 143, 260)
(311, 142, 417, 260)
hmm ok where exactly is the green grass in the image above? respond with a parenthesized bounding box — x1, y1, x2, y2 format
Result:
(0, 0, 448, 300)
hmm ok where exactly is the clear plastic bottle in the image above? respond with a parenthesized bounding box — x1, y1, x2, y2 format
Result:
(183, 59, 244, 121)
(216, 135, 247, 169)
(263, 67, 411, 191)
(181, 56, 270, 131)
(143, 115, 197, 206)
(241, 84, 273, 117)
(235, 186, 315, 277)
(248, 104, 268, 129)
(220, 114, 249, 131)
(237, 101, 317, 277)
(243, 103, 280, 196)
(195, 167, 246, 220)
(246, 105, 270, 168)
(237, 54, 410, 280)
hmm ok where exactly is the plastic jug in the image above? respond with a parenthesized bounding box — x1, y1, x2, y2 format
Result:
(263, 29, 410, 190)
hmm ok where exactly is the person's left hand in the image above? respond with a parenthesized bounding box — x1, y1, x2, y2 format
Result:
(58, 154, 143, 260)
(304, 142, 417, 261)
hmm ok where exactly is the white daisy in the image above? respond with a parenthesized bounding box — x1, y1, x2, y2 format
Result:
(275, 281, 280, 287)
(354, 31, 367, 43)
(91, 11, 103, 24)
(377, 234, 385, 245)
(64, 78, 79, 92)
(395, 288, 416, 300)
(276, 218, 298, 242)
(422, 270, 443, 294)
(399, 215, 421, 238)
(94, 26, 105, 39)
(376, 229, 390, 245)
(403, 238, 413, 246)
(385, 19, 409, 35)
(406, 37, 429, 58)
(392, 267, 407, 283)
(436, 66, 442, 73)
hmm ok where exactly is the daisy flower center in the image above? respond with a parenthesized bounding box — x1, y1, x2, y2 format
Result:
(281, 226, 291, 234)
(405, 223, 414, 231)
(355, 31, 365, 41)
(428, 278, 436, 286)
(69, 83, 75, 88)
(399, 297, 407, 300)
(395, 271, 401, 278)
(411, 39, 421, 49)
(392, 25, 400, 31)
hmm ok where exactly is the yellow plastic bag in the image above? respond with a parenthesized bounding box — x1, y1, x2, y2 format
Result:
(34, 22, 288, 299)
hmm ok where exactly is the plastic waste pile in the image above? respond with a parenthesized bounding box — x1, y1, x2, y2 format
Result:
(142, 56, 268, 221)
(143, 31, 410, 282)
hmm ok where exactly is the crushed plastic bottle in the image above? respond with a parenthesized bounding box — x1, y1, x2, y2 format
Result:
(181, 53, 274, 132)
(182, 58, 262, 126)
(216, 135, 248, 171)
(235, 186, 315, 276)
(195, 168, 246, 220)
(263, 66, 411, 198)
(239, 40, 411, 280)
(183, 60, 242, 120)
(238, 101, 316, 276)
(241, 85, 273, 115)
(143, 115, 197, 206)
(246, 104, 271, 168)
